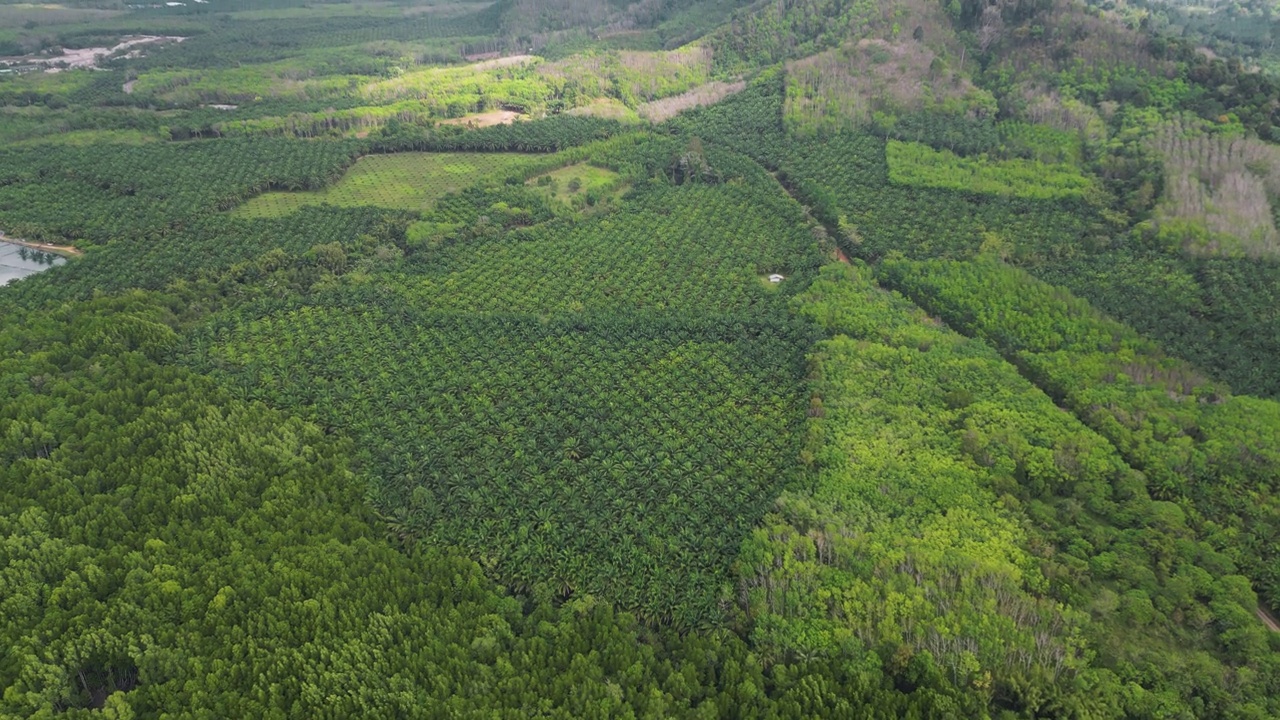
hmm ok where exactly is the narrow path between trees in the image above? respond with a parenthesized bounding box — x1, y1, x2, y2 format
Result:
(767, 170, 849, 264)
(1259, 606, 1280, 633)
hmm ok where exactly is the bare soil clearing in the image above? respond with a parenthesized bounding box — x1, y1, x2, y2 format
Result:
(637, 80, 745, 122)
(469, 55, 536, 71)
(2, 35, 185, 73)
(437, 110, 522, 127)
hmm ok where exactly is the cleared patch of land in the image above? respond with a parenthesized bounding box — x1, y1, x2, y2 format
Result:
(13, 128, 160, 146)
(470, 54, 536, 70)
(527, 163, 623, 205)
(1, 35, 184, 72)
(436, 110, 523, 127)
(637, 80, 744, 122)
(231, 152, 532, 218)
(566, 98, 642, 122)
(1150, 117, 1280, 258)
(785, 39, 993, 135)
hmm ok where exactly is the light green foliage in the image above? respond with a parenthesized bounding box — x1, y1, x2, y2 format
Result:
(539, 47, 715, 109)
(886, 140, 1097, 199)
(565, 97, 644, 122)
(129, 63, 364, 105)
(739, 263, 1280, 715)
(996, 121, 1083, 165)
(525, 162, 623, 206)
(361, 58, 553, 111)
(230, 152, 532, 218)
(10, 128, 161, 146)
(0, 69, 98, 98)
(879, 257, 1280, 611)
(745, 263, 1083, 681)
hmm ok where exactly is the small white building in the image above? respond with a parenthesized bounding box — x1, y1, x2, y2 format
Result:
(767, 274, 786, 284)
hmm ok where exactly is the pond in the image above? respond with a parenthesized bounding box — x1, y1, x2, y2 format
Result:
(1, 240, 66, 286)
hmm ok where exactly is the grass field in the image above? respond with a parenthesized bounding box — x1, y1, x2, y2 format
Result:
(230, 152, 533, 218)
(13, 129, 162, 147)
(886, 140, 1096, 200)
(527, 163, 622, 205)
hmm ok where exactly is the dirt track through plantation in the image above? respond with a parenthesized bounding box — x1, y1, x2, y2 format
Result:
(1260, 607, 1280, 633)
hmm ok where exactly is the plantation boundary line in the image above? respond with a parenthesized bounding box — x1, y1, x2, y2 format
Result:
(766, 170, 849, 265)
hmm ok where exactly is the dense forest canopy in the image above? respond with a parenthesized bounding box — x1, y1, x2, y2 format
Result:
(2, 0, 1279, 716)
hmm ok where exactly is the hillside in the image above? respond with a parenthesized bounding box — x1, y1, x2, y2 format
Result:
(1, 0, 1279, 717)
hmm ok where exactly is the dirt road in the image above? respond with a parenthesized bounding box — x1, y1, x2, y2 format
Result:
(1259, 607, 1280, 633)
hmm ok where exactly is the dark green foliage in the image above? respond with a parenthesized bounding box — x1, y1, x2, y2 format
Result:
(191, 301, 812, 628)
(779, 133, 1107, 260)
(875, 110, 1002, 156)
(174, 155, 826, 627)
(0, 294, 957, 717)
(676, 76, 1277, 401)
(665, 70, 788, 164)
(4, 206, 409, 308)
(129, 12, 498, 71)
(1035, 249, 1280, 400)
(4, 2, 1280, 716)
(399, 172, 824, 314)
(0, 139, 361, 244)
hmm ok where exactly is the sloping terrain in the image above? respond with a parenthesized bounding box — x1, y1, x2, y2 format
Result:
(1, 0, 1279, 716)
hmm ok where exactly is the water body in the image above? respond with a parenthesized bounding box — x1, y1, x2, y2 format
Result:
(0, 240, 65, 286)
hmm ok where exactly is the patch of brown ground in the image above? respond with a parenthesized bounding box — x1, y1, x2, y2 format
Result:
(437, 110, 522, 127)
(636, 80, 745, 122)
(0, 233, 82, 257)
(469, 55, 536, 71)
